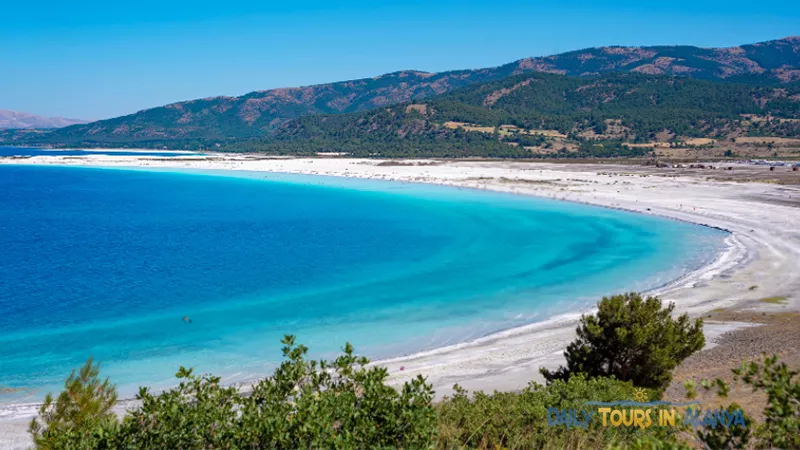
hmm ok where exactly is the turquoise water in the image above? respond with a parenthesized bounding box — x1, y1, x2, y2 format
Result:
(0, 146, 203, 157)
(0, 165, 727, 403)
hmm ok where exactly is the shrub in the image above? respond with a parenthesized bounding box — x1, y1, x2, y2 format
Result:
(115, 367, 242, 448)
(734, 355, 800, 449)
(610, 435, 693, 450)
(683, 354, 800, 449)
(541, 293, 705, 392)
(435, 374, 680, 449)
(28, 358, 118, 450)
(693, 403, 753, 450)
(31, 336, 437, 449)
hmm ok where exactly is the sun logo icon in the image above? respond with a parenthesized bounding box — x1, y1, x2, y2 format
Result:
(633, 388, 649, 403)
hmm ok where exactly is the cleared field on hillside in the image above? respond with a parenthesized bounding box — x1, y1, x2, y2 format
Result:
(735, 136, 800, 145)
(442, 121, 495, 133)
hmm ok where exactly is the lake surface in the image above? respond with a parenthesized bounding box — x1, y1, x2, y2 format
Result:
(0, 165, 727, 403)
(0, 146, 203, 157)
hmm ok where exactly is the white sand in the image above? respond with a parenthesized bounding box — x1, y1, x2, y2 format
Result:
(2, 155, 799, 447)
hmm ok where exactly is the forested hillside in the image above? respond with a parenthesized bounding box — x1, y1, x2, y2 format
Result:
(223, 73, 800, 158)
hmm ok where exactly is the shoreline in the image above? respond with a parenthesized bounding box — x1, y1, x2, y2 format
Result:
(1, 155, 798, 444)
(0, 146, 202, 154)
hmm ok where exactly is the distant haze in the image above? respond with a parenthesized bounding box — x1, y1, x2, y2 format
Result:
(0, 109, 89, 130)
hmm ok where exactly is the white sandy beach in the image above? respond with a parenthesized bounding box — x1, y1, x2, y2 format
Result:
(1, 154, 799, 448)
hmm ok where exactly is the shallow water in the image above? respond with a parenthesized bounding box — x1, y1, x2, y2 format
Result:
(0, 165, 727, 403)
(0, 146, 202, 157)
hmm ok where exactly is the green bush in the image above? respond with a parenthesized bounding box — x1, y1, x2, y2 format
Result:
(680, 353, 799, 449)
(31, 338, 693, 450)
(436, 374, 680, 449)
(32, 336, 437, 449)
(28, 358, 118, 450)
(734, 355, 800, 449)
(609, 435, 693, 450)
(693, 403, 753, 450)
(541, 293, 705, 392)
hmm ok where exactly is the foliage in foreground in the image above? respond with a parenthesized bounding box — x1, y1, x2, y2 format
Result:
(541, 293, 705, 392)
(31, 351, 691, 450)
(736, 355, 800, 449)
(436, 375, 685, 450)
(28, 357, 117, 450)
(680, 352, 800, 450)
(29, 293, 800, 449)
(30, 335, 436, 449)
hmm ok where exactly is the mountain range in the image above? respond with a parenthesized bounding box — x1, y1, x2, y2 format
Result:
(0, 109, 88, 130)
(3, 36, 799, 152)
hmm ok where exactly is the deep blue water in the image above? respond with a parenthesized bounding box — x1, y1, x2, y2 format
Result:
(0, 146, 203, 157)
(0, 165, 727, 403)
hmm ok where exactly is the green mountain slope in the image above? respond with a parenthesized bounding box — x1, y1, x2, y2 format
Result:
(236, 73, 800, 158)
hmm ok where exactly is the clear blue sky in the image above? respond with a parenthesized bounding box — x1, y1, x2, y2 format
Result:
(2, 0, 797, 119)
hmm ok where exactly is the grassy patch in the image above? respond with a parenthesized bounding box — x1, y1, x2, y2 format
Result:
(760, 296, 789, 304)
(498, 177, 561, 185)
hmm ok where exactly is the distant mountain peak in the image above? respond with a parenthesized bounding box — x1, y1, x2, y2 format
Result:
(0, 109, 89, 130)
(377, 70, 435, 79)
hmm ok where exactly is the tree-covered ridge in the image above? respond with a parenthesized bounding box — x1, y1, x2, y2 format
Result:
(226, 73, 799, 157)
(11, 37, 800, 147)
(428, 73, 800, 137)
(25, 68, 519, 144)
(531, 36, 800, 81)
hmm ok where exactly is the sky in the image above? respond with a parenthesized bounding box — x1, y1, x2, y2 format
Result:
(2, 0, 798, 120)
